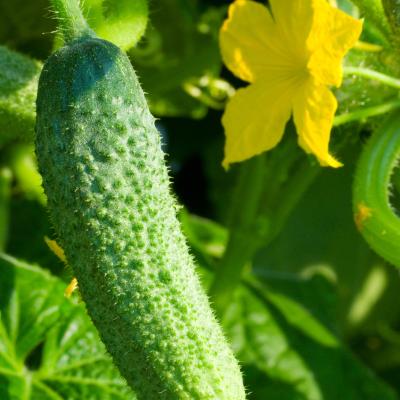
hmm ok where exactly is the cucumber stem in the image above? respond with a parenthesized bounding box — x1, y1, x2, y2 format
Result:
(49, 0, 94, 43)
(209, 138, 321, 319)
(353, 111, 400, 267)
(343, 66, 400, 89)
(0, 167, 12, 251)
(334, 99, 400, 126)
(394, 167, 400, 194)
(209, 156, 267, 317)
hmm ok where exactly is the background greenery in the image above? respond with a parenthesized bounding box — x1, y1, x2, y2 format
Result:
(1, 0, 400, 398)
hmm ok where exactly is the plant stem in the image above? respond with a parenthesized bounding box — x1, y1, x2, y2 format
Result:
(264, 161, 320, 238)
(49, 0, 94, 43)
(353, 111, 400, 267)
(208, 137, 320, 319)
(0, 168, 12, 251)
(353, 41, 383, 52)
(334, 100, 400, 126)
(208, 155, 267, 317)
(393, 167, 400, 195)
(343, 66, 400, 89)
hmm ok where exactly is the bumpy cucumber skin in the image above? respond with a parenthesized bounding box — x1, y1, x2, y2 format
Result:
(36, 37, 245, 400)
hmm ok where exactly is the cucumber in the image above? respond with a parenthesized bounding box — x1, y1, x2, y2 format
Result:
(36, 27, 245, 400)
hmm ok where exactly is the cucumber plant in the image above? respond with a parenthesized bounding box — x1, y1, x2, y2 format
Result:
(353, 111, 400, 268)
(35, 0, 245, 398)
(0, 45, 41, 147)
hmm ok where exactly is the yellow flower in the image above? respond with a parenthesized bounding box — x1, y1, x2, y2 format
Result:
(220, 0, 362, 168)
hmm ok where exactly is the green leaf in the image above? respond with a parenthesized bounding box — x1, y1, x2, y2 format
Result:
(350, 0, 391, 38)
(180, 210, 227, 259)
(82, 0, 148, 51)
(253, 268, 338, 333)
(0, 45, 41, 147)
(8, 143, 46, 206)
(0, 253, 135, 399)
(181, 212, 397, 398)
(224, 283, 397, 400)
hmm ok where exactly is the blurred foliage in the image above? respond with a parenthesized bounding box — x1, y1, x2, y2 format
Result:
(352, 0, 391, 36)
(0, 46, 40, 147)
(0, 0, 56, 58)
(0, 0, 400, 398)
(182, 213, 397, 399)
(129, 0, 225, 118)
(82, 0, 148, 51)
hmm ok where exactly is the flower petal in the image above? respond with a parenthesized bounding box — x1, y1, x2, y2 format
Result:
(292, 79, 342, 168)
(269, 0, 313, 57)
(220, 0, 285, 83)
(307, 0, 363, 87)
(222, 80, 293, 167)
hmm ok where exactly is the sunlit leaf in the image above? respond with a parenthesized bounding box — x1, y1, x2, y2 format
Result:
(224, 283, 396, 400)
(0, 254, 135, 399)
(83, 0, 148, 50)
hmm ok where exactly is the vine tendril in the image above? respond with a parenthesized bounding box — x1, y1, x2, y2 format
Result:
(353, 111, 400, 267)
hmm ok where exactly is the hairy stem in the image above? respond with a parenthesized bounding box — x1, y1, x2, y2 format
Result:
(49, 0, 94, 42)
(334, 100, 400, 126)
(343, 66, 400, 89)
(353, 111, 400, 267)
(208, 155, 267, 317)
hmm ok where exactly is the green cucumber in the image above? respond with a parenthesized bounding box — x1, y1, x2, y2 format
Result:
(35, 3, 245, 399)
